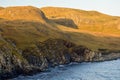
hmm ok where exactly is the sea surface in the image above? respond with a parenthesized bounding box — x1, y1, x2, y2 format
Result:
(13, 59, 120, 80)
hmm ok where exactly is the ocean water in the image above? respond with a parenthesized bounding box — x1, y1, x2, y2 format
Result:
(13, 59, 120, 80)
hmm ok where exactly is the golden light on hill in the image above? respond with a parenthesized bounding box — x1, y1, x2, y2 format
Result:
(0, 6, 47, 23)
(0, 6, 120, 50)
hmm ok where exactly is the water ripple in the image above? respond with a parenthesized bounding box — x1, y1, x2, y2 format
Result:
(13, 59, 120, 80)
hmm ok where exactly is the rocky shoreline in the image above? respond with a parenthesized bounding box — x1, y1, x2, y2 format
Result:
(0, 39, 120, 80)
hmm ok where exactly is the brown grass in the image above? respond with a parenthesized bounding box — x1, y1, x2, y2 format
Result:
(0, 6, 120, 51)
(41, 7, 120, 36)
(0, 6, 47, 23)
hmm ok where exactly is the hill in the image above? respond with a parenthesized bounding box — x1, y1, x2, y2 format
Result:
(0, 6, 119, 50)
(41, 7, 120, 36)
(0, 6, 120, 79)
(0, 6, 47, 22)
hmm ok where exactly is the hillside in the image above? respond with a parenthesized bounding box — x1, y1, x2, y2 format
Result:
(0, 6, 67, 49)
(41, 7, 120, 50)
(0, 6, 119, 50)
(0, 7, 4, 10)
(0, 6, 120, 79)
(0, 6, 48, 22)
(41, 7, 120, 36)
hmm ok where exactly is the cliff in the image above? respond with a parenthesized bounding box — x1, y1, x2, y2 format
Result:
(0, 39, 120, 80)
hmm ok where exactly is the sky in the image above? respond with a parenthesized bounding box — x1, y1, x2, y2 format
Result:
(0, 0, 120, 16)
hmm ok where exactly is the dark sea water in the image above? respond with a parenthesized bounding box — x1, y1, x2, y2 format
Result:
(13, 59, 120, 80)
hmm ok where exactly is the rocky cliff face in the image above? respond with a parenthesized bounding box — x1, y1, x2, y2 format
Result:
(0, 39, 120, 80)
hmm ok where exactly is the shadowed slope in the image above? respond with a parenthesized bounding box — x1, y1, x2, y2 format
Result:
(50, 18, 78, 29)
(0, 7, 4, 10)
(0, 19, 67, 49)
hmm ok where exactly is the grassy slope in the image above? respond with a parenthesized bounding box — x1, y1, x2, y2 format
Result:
(0, 19, 67, 49)
(41, 7, 120, 50)
(0, 6, 120, 51)
(41, 7, 120, 36)
(0, 6, 66, 49)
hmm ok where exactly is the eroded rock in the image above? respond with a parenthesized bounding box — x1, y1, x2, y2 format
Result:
(0, 39, 120, 80)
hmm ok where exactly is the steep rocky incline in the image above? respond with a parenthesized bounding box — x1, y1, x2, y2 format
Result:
(0, 39, 120, 80)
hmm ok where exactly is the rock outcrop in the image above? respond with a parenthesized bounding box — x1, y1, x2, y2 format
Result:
(0, 39, 120, 80)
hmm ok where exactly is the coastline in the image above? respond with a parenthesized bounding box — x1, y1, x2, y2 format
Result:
(0, 39, 120, 80)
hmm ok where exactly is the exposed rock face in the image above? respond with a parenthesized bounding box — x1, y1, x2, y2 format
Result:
(93, 49, 120, 61)
(0, 39, 120, 80)
(0, 45, 31, 79)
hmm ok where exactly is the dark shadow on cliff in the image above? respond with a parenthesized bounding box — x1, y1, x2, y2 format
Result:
(0, 19, 64, 49)
(0, 19, 120, 51)
(50, 18, 78, 29)
(63, 31, 120, 51)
